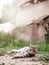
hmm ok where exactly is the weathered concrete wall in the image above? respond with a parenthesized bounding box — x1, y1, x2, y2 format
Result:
(23, 24, 38, 41)
(38, 24, 45, 42)
(15, 0, 49, 26)
(14, 20, 45, 42)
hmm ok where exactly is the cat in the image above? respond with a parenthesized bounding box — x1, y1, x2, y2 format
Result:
(8, 43, 38, 59)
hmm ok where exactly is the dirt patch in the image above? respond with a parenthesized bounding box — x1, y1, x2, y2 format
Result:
(0, 55, 49, 65)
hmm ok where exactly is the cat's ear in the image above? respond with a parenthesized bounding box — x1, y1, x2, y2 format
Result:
(29, 43, 32, 47)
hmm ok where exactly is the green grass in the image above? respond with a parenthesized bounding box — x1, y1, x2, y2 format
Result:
(0, 32, 49, 56)
(0, 39, 49, 52)
(0, 40, 49, 56)
(39, 53, 49, 62)
(32, 42, 49, 52)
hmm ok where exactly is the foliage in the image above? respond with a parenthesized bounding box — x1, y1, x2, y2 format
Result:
(39, 53, 49, 62)
(0, 48, 6, 56)
(0, 32, 14, 48)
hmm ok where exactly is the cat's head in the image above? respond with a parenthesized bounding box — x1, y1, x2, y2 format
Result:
(28, 43, 39, 55)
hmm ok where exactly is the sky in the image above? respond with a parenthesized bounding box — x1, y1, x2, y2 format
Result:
(0, 22, 14, 33)
(0, 0, 14, 33)
(0, 0, 14, 18)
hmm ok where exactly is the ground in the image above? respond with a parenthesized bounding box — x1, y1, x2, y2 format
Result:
(0, 54, 49, 65)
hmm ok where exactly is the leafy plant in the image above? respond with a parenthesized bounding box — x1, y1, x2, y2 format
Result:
(39, 53, 49, 62)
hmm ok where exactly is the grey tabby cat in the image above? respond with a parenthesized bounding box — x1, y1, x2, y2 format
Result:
(8, 43, 38, 59)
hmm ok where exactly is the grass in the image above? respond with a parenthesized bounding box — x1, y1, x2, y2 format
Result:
(0, 39, 49, 62)
(32, 42, 49, 52)
(0, 40, 49, 55)
(0, 32, 49, 56)
(0, 40, 49, 52)
(0, 33, 49, 63)
(39, 53, 49, 62)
